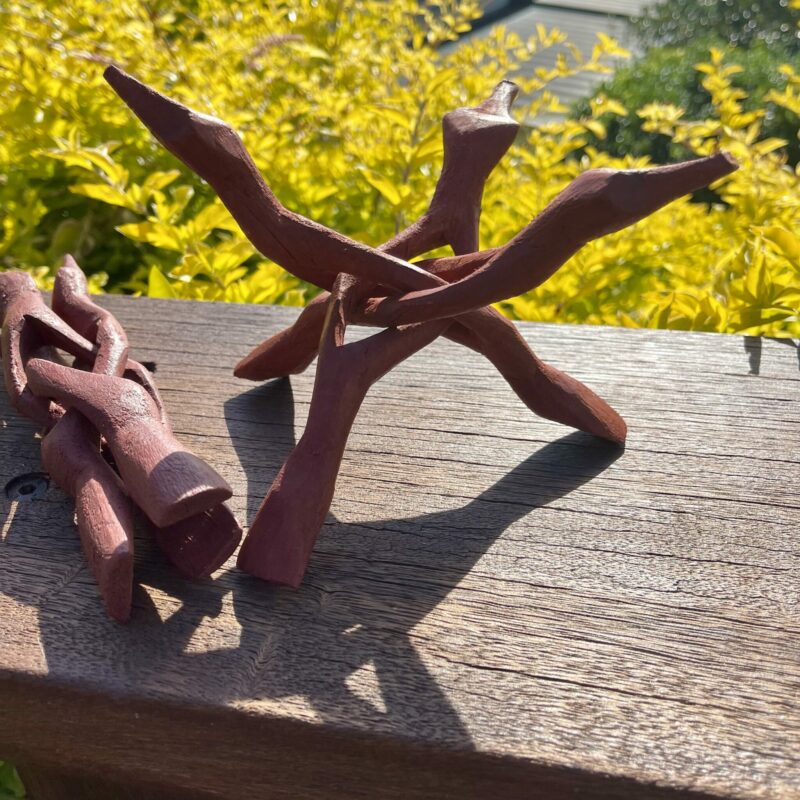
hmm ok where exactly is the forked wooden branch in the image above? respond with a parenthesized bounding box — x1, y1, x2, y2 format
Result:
(0, 262, 242, 620)
(104, 66, 738, 587)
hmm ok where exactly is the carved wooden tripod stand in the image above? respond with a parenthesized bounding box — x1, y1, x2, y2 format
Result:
(103, 67, 737, 589)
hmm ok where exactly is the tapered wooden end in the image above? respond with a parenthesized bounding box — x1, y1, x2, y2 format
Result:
(155, 503, 243, 578)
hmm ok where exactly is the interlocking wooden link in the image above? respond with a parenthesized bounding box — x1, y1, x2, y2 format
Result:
(0, 261, 242, 620)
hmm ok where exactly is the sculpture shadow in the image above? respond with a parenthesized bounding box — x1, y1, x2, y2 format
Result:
(744, 335, 800, 375)
(6, 377, 621, 752)
(211, 380, 623, 746)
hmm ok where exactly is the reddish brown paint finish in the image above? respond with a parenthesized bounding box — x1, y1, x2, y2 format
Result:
(0, 260, 243, 619)
(238, 275, 450, 586)
(49, 258, 243, 579)
(0, 269, 134, 619)
(0, 271, 94, 428)
(25, 356, 232, 528)
(104, 67, 738, 587)
(41, 411, 135, 621)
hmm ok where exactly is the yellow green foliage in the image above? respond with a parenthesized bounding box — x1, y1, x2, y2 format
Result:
(0, 1, 798, 336)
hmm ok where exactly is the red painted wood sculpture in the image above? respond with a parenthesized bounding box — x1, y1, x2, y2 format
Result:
(0, 260, 242, 620)
(103, 67, 737, 589)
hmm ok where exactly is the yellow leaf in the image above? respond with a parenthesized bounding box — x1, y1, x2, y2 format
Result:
(70, 182, 137, 210)
(583, 120, 606, 139)
(143, 170, 181, 193)
(285, 41, 330, 60)
(413, 132, 444, 162)
(755, 227, 800, 266)
(368, 106, 412, 130)
(148, 267, 176, 299)
(116, 221, 183, 251)
(427, 67, 458, 95)
(753, 138, 788, 156)
(192, 202, 236, 238)
(362, 171, 402, 206)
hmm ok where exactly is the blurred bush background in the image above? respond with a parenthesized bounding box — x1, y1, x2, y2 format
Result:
(0, 0, 798, 337)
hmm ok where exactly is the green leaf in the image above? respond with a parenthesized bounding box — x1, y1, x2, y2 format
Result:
(0, 761, 25, 798)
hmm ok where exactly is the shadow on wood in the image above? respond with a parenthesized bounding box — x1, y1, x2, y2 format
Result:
(216, 379, 623, 746)
(0, 383, 622, 758)
(743, 335, 800, 376)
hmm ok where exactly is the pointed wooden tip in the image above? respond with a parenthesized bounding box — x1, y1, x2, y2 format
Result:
(649, 150, 739, 191)
(596, 151, 740, 235)
(55, 254, 89, 296)
(104, 65, 196, 141)
(61, 253, 81, 271)
(598, 415, 627, 447)
(475, 80, 519, 119)
(104, 65, 250, 184)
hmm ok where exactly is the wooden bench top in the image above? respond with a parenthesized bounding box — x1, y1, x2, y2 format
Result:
(1, 296, 798, 799)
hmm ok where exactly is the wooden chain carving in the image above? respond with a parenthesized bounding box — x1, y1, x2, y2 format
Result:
(0, 260, 242, 620)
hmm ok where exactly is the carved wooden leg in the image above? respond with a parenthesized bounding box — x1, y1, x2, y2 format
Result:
(41, 412, 135, 621)
(237, 276, 450, 586)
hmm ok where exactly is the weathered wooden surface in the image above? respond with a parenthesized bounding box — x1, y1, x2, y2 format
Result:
(1, 296, 798, 799)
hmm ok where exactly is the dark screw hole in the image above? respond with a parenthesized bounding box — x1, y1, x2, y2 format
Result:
(5, 472, 50, 502)
(141, 361, 157, 373)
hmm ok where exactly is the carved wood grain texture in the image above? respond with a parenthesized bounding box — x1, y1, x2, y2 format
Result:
(1, 296, 798, 800)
